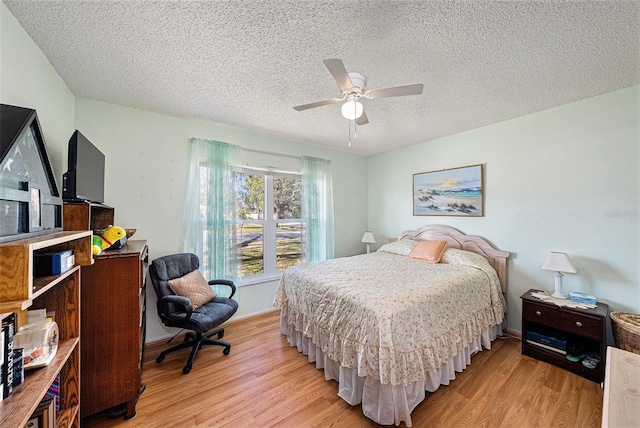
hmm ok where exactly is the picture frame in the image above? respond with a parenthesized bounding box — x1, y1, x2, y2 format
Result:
(27, 396, 55, 428)
(29, 183, 42, 231)
(413, 164, 484, 216)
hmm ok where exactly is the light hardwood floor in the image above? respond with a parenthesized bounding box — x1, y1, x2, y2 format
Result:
(83, 310, 603, 427)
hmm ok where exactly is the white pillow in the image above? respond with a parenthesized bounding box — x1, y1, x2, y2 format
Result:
(441, 248, 491, 269)
(376, 238, 418, 256)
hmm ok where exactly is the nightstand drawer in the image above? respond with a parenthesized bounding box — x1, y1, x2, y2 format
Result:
(523, 300, 558, 327)
(559, 310, 602, 340)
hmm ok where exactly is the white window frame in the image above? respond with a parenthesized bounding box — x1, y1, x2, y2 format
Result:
(236, 167, 302, 284)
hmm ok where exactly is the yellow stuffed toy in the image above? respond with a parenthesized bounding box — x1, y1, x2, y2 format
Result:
(98, 225, 127, 251)
(92, 235, 103, 255)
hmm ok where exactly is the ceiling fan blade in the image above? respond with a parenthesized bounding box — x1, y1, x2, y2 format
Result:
(323, 59, 353, 90)
(356, 109, 369, 126)
(293, 98, 342, 111)
(366, 83, 424, 99)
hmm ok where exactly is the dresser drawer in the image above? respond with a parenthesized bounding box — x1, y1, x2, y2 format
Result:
(523, 300, 558, 328)
(559, 310, 602, 340)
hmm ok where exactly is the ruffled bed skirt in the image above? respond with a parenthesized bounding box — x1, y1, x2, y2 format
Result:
(281, 314, 503, 427)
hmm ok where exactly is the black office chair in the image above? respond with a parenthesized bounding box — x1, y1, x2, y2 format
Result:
(149, 253, 238, 374)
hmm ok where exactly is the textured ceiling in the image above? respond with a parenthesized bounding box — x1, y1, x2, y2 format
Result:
(4, 0, 639, 156)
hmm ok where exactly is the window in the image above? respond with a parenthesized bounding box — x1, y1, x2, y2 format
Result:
(234, 168, 302, 278)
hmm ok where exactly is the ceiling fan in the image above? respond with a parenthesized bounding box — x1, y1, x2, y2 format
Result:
(293, 59, 424, 125)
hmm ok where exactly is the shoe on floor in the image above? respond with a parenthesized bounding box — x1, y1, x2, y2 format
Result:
(581, 352, 600, 369)
(567, 353, 585, 362)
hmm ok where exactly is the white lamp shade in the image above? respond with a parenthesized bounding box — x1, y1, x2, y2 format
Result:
(361, 231, 376, 244)
(342, 100, 364, 120)
(541, 252, 577, 273)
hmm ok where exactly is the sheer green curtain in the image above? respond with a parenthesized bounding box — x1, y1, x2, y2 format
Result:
(180, 138, 240, 296)
(301, 156, 334, 262)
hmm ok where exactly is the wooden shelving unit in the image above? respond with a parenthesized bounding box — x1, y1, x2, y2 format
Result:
(0, 231, 92, 428)
(63, 202, 114, 232)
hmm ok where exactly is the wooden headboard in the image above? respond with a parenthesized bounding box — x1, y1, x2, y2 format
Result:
(397, 225, 510, 293)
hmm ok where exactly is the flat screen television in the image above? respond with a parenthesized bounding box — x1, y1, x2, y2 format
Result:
(62, 130, 105, 204)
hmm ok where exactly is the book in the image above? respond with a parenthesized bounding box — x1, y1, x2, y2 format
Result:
(0, 321, 3, 402)
(527, 339, 567, 355)
(525, 330, 567, 351)
(2, 312, 16, 398)
(45, 375, 60, 413)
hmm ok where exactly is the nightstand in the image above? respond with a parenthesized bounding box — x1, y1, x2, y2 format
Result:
(521, 289, 608, 383)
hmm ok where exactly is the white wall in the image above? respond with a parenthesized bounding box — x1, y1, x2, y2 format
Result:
(368, 86, 640, 333)
(0, 2, 75, 175)
(74, 99, 369, 341)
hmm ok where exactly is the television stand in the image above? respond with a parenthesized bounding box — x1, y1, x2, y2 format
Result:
(63, 200, 114, 231)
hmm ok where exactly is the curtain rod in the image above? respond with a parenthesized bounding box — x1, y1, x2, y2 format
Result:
(240, 147, 331, 163)
(241, 147, 301, 160)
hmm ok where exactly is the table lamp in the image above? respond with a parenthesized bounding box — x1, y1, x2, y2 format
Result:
(361, 231, 376, 254)
(541, 251, 577, 299)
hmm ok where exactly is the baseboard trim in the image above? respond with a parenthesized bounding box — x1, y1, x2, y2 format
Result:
(144, 308, 280, 352)
(504, 328, 522, 340)
(232, 307, 280, 322)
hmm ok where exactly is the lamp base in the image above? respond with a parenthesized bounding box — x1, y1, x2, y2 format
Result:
(552, 272, 567, 299)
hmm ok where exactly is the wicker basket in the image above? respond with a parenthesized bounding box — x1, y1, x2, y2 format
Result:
(611, 312, 640, 354)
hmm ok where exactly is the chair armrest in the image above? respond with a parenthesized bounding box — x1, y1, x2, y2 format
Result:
(160, 294, 194, 322)
(208, 279, 237, 299)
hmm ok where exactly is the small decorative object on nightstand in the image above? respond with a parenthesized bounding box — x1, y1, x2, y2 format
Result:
(541, 251, 577, 299)
(521, 289, 608, 383)
(361, 231, 376, 254)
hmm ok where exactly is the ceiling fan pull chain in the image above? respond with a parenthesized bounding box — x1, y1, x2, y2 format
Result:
(348, 119, 352, 147)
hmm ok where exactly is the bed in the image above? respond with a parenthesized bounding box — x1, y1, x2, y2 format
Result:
(273, 225, 509, 426)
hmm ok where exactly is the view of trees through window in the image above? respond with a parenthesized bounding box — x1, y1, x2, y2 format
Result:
(235, 171, 302, 277)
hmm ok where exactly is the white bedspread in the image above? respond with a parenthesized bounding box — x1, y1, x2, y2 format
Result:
(273, 247, 507, 425)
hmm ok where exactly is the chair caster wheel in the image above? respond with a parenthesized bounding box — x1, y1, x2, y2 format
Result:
(156, 355, 165, 363)
(183, 366, 191, 374)
(218, 331, 224, 339)
(223, 346, 230, 355)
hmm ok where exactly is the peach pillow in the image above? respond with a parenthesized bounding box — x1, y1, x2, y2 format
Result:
(408, 240, 448, 264)
(168, 269, 217, 309)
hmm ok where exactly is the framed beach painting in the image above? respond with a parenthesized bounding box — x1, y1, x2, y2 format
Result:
(413, 164, 484, 216)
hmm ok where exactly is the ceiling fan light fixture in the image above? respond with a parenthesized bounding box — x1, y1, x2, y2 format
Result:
(342, 99, 363, 120)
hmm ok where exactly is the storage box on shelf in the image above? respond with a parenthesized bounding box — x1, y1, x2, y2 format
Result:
(521, 289, 608, 383)
(0, 231, 92, 428)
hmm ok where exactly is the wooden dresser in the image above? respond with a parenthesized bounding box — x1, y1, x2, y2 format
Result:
(80, 240, 148, 419)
